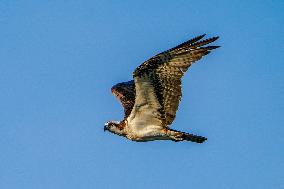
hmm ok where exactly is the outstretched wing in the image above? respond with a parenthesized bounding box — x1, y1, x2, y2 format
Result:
(111, 80, 136, 118)
(131, 34, 219, 126)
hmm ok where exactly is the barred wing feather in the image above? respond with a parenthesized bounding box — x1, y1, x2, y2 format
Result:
(132, 34, 219, 126)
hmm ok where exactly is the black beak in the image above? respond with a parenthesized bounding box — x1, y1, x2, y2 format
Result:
(104, 125, 107, 132)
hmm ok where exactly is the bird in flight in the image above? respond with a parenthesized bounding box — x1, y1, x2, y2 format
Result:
(104, 34, 219, 143)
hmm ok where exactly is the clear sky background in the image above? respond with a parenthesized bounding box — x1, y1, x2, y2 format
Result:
(0, 1, 283, 189)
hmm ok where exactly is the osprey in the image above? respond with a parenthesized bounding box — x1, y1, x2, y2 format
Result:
(105, 34, 219, 143)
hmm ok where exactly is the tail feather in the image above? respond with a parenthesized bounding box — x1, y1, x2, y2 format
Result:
(168, 129, 207, 143)
(181, 133, 207, 143)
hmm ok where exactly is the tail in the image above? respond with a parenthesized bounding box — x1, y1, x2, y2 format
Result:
(167, 129, 207, 143)
(181, 132, 207, 143)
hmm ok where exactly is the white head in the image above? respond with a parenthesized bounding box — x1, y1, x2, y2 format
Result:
(104, 121, 126, 136)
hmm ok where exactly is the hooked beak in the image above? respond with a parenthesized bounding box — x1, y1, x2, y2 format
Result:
(104, 125, 108, 132)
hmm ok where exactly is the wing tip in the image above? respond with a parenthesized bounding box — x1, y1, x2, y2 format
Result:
(190, 35, 220, 48)
(202, 45, 221, 50)
(211, 36, 220, 42)
(195, 34, 219, 42)
(197, 33, 206, 39)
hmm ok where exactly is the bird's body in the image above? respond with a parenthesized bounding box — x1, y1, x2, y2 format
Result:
(105, 34, 220, 143)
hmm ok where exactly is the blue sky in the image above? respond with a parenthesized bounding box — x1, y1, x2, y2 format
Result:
(0, 1, 283, 189)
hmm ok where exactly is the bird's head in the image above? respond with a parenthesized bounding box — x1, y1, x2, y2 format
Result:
(104, 121, 126, 136)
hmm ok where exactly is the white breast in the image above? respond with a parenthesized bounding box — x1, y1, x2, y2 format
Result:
(126, 75, 164, 139)
(126, 106, 164, 139)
